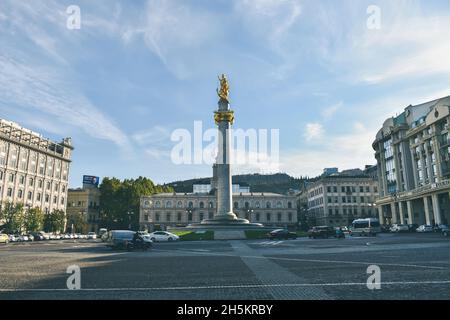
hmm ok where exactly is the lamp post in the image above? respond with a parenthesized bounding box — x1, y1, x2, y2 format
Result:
(127, 211, 134, 230)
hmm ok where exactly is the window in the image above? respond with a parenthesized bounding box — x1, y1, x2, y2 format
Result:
(277, 213, 282, 222)
(144, 215, 149, 221)
(199, 212, 204, 221)
(30, 152, 37, 173)
(188, 201, 193, 208)
(208, 212, 213, 219)
(8, 146, 18, 168)
(266, 213, 271, 221)
(288, 202, 292, 209)
(9, 173, 14, 183)
(288, 212, 292, 222)
(0, 171, 3, 180)
(234, 201, 239, 209)
(366, 186, 370, 193)
(39, 155, 45, 175)
(54, 183, 59, 192)
(155, 213, 160, 222)
(177, 212, 182, 221)
(0, 143, 7, 165)
(18, 189, 23, 199)
(27, 191, 33, 200)
(166, 213, 171, 221)
(7, 188, 13, 197)
(360, 186, 364, 193)
(208, 201, 213, 208)
(45, 194, 49, 203)
(29, 178, 34, 187)
(266, 201, 271, 209)
(256, 213, 260, 221)
(255, 201, 260, 208)
(61, 197, 65, 205)
(166, 201, 172, 208)
(20, 150, 28, 170)
(37, 193, 41, 201)
(199, 202, 204, 209)
(188, 212, 193, 221)
(245, 202, 250, 209)
(19, 175, 25, 185)
(53, 196, 57, 204)
(276, 201, 282, 208)
(155, 201, 161, 208)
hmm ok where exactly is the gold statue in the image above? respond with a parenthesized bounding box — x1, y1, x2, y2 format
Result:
(217, 74, 230, 102)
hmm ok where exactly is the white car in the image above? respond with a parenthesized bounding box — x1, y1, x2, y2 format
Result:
(390, 224, 409, 232)
(416, 224, 433, 233)
(148, 231, 180, 242)
(87, 232, 97, 240)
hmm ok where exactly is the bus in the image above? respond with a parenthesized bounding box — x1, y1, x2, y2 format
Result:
(350, 218, 381, 237)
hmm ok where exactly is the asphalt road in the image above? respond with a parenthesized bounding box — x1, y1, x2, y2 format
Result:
(0, 233, 449, 300)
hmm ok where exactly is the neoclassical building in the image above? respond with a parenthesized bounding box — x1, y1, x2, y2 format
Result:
(0, 119, 73, 214)
(301, 171, 378, 227)
(373, 96, 450, 226)
(139, 189, 297, 231)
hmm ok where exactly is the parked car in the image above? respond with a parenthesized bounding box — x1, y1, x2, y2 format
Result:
(416, 224, 434, 233)
(29, 232, 44, 241)
(308, 226, 336, 239)
(390, 224, 409, 233)
(19, 235, 29, 242)
(441, 225, 449, 237)
(268, 229, 297, 240)
(147, 231, 180, 242)
(407, 224, 419, 232)
(106, 230, 136, 249)
(87, 232, 97, 240)
(0, 233, 9, 244)
(8, 234, 20, 242)
(101, 232, 109, 242)
(434, 224, 449, 233)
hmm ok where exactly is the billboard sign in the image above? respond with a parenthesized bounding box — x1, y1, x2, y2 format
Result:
(83, 175, 100, 187)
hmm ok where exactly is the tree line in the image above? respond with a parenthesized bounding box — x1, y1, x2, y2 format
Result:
(98, 176, 173, 230)
(0, 202, 65, 234)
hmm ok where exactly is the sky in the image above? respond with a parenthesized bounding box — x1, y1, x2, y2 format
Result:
(1, 0, 450, 188)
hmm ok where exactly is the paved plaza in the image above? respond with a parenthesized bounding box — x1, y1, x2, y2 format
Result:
(0, 233, 449, 300)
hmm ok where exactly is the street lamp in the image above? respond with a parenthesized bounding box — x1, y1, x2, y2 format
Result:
(127, 211, 134, 230)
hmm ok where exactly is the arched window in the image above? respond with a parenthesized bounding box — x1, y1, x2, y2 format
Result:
(177, 201, 183, 208)
(199, 212, 204, 221)
(234, 201, 239, 209)
(9, 146, 18, 168)
(255, 201, 260, 208)
(276, 201, 282, 208)
(288, 202, 292, 209)
(188, 201, 194, 208)
(166, 201, 172, 208)
(155, 201, 161, 208)
(209, 201, 214, 208)
(245, 202, 250, 209)
(199, 202, 204, 209)
(0, 143, 7, 165)
(266, 201, 271, 209)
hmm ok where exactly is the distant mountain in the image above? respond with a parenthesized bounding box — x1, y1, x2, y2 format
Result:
(165, 173, 309, 195)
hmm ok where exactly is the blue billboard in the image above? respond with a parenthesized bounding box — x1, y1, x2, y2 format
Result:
(83, 175, 100, 186)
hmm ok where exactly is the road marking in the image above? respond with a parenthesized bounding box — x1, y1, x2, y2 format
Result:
(2, 280, 450, 292)
(157, 248, 447, 270)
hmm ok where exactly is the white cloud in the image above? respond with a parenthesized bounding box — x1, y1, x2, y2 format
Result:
(304, 123, 324, 141)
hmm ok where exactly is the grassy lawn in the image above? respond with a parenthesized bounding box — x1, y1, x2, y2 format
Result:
(171, 230, 214, 241)
(296, 230, 309, 237)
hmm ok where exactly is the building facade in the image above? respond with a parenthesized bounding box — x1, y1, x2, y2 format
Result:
(67, 186, 101, 233)
(0, 119, 73, 215)
(373, 96, 450, 226)
(139, 191, 297, 231)
(301, 173, 378, 227)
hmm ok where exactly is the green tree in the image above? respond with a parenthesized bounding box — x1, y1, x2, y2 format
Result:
(66, 212, 88, 234)
(44, 210, 66, 233)
(0, 202, 24, 234)
(24, 207, 44, 232)
(99, 176, 173, 230)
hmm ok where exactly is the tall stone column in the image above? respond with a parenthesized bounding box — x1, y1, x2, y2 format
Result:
(398, 201, 405, 224)
(377, 205, 384, 224)
(406, 200, 414, 224)
(390, 202, 397, 224)
(423, 196, 432, 225)
(431, 194, 442, 225)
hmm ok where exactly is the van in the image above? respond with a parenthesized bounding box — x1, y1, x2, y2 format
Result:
(106, 230, 135, 249)
(350, 218, 381, 236)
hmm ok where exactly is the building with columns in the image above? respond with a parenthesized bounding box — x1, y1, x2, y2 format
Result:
(373, 96, 450, 226)
(139, 188, 297, 231)
(0, 119, 73, 215)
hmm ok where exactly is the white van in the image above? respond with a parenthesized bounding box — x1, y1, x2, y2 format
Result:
(350, 218, 381, 237)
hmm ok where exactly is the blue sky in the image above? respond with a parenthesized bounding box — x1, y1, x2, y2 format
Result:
(1, 0, 450, 188)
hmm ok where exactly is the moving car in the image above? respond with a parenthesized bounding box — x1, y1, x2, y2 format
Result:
(350, 218, 381, 236)
(308, 226, 336, 239)
(416, 224, 433, 233)
(407, 224, 419, 232)
(268, 229, 297, 240)
(390, 224, 409, 233)
(0, 233, 9, 244)
(434, 224, 449, 233)
(147, 231, 180, 242)
(87, 232, 97, 240)
(106, 230, 136, 249)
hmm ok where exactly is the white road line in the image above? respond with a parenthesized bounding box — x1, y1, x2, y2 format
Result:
(2, 280, 450, 292)
(157, 248, 446, 270)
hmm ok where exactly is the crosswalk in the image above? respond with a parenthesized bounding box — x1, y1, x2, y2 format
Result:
(252, 240, 285, 246)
